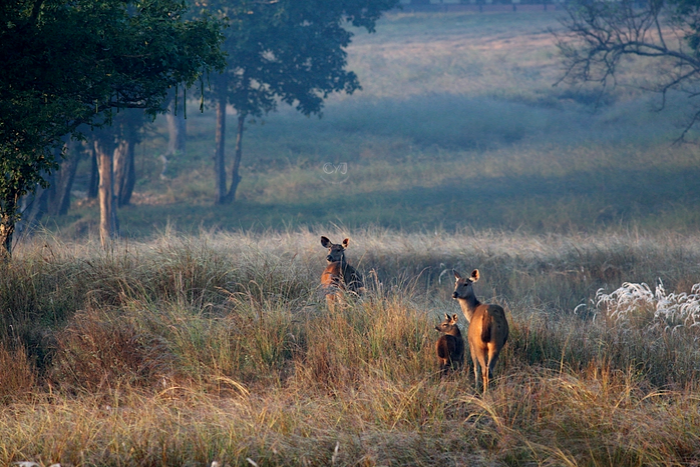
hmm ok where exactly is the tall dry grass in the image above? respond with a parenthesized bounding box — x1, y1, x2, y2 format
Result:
(2, 229, 700, 465)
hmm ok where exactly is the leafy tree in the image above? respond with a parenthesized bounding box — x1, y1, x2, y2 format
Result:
(204, 0, 399, 204)
(555, 0, 700, 139)
(0, 0, 223, 254)
(165, 88, 188, 159)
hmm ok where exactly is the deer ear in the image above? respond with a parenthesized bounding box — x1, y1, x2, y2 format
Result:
(342, 238, 350, 248)
(321, 236, 331, 248)
(444, 312, 450, 320)
(471, 269, 480, 282)
(453, 269, 462, 279)
(452, 314, 459, 322)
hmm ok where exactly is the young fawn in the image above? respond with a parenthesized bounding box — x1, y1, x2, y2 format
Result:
(320, 236, 363, 309)
(452, 269, 509, 392)
(435, 313, 465, 376)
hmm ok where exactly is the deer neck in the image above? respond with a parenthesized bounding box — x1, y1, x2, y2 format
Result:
(457, 294, 481, 322)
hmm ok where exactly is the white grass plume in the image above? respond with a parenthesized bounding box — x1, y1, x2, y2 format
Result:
(595, 280, 700, 331)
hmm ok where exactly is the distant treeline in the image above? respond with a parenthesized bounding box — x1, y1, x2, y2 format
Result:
(397, 0, 566, 11)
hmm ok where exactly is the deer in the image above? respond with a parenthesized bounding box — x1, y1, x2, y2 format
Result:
(452, 269, 509, 392)
(320, 236, 363, 309)
(435, 313, 464, 376)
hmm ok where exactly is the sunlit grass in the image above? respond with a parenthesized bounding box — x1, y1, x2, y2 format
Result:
(3, 229, 700, 465)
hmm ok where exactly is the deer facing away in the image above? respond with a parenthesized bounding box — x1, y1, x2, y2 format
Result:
(320, 236, 363, 309)
(435, 313, 465, 376)
(452, 269, 509, 392)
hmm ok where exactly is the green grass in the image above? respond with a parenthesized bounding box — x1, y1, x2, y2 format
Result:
(53, 139, 700, 237)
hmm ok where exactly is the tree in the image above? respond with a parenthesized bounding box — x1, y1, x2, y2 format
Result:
(205, 0, 399, 204)
(163, 86, 188, 182)
(113, 109, 142, 208)
(555, 0, 700, 139)
(0, 0, 223, 255)
(0, 141, 58, 257)
(21, 110, 139, 236)
(20, 138, 84, 230)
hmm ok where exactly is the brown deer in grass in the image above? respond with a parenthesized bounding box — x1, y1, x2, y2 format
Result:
(320, 236, 363, 309)
(435, 313, 464, 376)
(452, 269, 509, 392)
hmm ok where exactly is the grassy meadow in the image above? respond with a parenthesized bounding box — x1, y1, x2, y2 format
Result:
(4, 9, 700, 467)
(3, 229, 700, 465)
(48, 10, 700, 237)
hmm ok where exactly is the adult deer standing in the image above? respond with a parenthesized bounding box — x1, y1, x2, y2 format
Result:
(320, 236, 363, 309)
(452, 269, 509, 392)
(435, 313, 464, 376)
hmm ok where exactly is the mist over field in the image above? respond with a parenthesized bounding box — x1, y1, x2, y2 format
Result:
(5, 9, 700, 467)
(44, 10, 700, 237)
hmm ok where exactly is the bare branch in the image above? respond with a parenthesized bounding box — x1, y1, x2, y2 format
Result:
(555, 0, 700, 137)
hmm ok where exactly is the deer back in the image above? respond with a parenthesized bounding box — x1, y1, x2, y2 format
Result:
(341, 263, 363, 294)
(437, 334, 464, 360)
(468, 304, 509, 349)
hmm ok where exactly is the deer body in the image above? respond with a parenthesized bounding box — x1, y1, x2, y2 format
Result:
(320, 236, 363, 309)
(452, 269, 509, 392)
(435, 313, 464, 375)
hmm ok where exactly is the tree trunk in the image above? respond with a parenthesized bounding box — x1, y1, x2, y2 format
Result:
(214, 76, 228, 205)
(0, 212, 14, 260)
(0, 193, 19, 259)
(116, 109, 141, 206)
(94, 133, 118, 247)
(49, 140, 82, 216)
(87, 144, 99, 200)
(225, 114, 245, 203)
(113, 139, 130, 207)
(166, 90, 187, 157)
(119, 113, 139, 207)
(23, 182, 50, 227)
(119, 137, 136, 207)
(35, 145, 62, 218)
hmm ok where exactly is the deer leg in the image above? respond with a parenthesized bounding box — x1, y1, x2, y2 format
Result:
(487, 349, 501, 381)
(477, 352, 489, 393)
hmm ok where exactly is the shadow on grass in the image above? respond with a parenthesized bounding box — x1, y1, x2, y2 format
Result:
(53, 164, 700, 238)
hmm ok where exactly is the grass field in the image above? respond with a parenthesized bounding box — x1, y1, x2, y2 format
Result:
(5, 9, 700, 467)
(3, 229, 700, 465)
(41, 9, 700, 238)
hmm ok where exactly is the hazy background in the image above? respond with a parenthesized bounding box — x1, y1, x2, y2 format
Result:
(53, 10, 700, 237)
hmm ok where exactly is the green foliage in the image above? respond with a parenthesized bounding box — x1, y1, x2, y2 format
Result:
(0, 0, 223, 254)
(209, 0, 399, 118)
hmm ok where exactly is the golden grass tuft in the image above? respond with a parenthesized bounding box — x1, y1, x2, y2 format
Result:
(0, 343, 36, 404)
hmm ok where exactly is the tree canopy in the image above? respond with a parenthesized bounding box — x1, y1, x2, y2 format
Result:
(219, 0, 397, 118)
(0, 0, 224, 255)
(203, 0, 398, 203)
